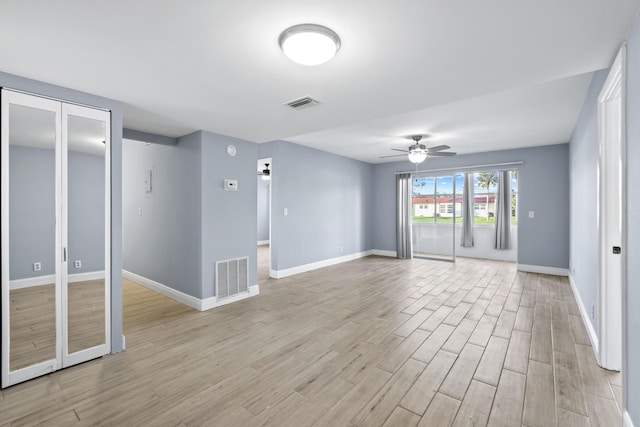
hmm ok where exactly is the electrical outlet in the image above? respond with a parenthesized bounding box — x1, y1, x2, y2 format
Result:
(138, 207, 142, 216)
(340, 246, 344, 254)
(33, 262, 41, 271)
(74, 260, 82, 269)
(591, 304, 595, 319)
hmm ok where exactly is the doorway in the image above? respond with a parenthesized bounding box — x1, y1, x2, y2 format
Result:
(257, 158, 271, 282)
(597, 46, 626, 371)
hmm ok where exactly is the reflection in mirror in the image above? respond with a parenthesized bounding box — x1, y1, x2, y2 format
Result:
(67, 115, 106, 354)
(8, 104, 57, 370)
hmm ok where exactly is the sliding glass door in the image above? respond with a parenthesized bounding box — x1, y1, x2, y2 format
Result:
(411, 174, 463, 261)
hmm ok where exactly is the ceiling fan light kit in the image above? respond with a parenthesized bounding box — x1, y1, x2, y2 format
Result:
(379, 135, 457, 163)
(260, 163, 271, 181)
(278, 24, 341, 66)
(407, 144, 428, 164)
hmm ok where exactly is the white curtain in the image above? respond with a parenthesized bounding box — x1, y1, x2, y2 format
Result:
(494, 170, 512, 250)
(461, 173, 474, 247)
(396, 173, 413, 259)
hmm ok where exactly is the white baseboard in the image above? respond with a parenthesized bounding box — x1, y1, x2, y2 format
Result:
(517, 264, 569, 276)
(69, 270, 105, 283)
(201, 285, 260, 311)
(624, 410, 635, 427)
(10, 270, 105, 290)
(372, 249, 397, 257)
(270, 250, 374, 279)
(122, 270, 259, 311)
(568, 274, 599, 361)
(257, 240, 270, 246)
(9, 274, 56, 290)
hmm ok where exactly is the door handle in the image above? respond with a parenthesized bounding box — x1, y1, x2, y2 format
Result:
(613, 246, 621, 255)
(63, 247, 67, 262)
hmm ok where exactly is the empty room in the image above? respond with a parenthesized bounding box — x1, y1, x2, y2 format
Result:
(1, 2, 640, 426)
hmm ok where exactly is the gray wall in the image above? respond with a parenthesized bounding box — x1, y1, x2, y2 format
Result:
(1, 70, 124, 353)
(257, 176, 270, 242)
(624, 12, 640, 424)
(200, 131, 258, 298)
(68, 151, 106, 274)
(9, 147, 106, 280)
(258, 140, 374, 272)
(372, 144, 571, 269)
(122, 130, 258, 300)
(8, 146, 56, 279)
(122, 134, 202, 298)
(568, 69, 609, 333)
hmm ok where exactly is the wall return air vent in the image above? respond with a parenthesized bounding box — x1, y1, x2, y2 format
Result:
(285, 96, 320, 110)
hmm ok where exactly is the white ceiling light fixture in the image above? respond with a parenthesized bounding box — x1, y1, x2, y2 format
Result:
(278, 24, 341, 66)
(407, 144, 428, 164)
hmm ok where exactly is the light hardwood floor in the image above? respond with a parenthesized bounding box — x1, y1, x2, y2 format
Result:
(9, 280, 107, 370)
(1, 255, 622, 426)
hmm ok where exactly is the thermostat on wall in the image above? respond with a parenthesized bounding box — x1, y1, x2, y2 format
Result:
(224, 179, 238, 191)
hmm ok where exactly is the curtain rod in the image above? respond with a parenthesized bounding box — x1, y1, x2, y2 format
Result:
(394, 161, 524, 175)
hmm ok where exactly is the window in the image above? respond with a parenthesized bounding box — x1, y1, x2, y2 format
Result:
(472, 170, 518, 225)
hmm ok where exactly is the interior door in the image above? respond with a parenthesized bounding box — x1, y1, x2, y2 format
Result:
(62, 104, 111, 367)
(1, 91, 63, 387)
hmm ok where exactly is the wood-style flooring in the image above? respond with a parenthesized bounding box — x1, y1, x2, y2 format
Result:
(1, 253, 622, 426)
(9, 280, 106, 370)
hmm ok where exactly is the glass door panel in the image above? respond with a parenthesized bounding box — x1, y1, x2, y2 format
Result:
(412, 174, 455, 261)
(63, 105, 110, 365)
(2, 91, 62, 387)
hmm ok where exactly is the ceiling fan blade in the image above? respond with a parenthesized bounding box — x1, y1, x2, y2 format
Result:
(429, 151, 456, 156)
(426, 145, 450, 152)
(379, 154, 407, 159)
(390, 148, 409, 153)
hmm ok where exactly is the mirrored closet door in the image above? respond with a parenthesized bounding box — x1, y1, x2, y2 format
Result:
(1, 89, 111, 387)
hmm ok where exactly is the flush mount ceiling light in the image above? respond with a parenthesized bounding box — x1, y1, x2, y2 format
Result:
(278, 24, 341, 66)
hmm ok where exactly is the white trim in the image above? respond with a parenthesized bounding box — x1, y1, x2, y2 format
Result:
(372, 249, 397, 257)
(8, 271, 105, 290)
(623, 410, 635, 427)
(123, 270, 203, 311)
(270, 250, 373, 279)
(201, 285, 260, 311)
(122, 270, 259, 312)
(516, 264, 569, 276)
(68, 270, 105, 283)
(569, 275, 599, 359)
(9, 274, 56, 290)
(257, 240, 270, 246)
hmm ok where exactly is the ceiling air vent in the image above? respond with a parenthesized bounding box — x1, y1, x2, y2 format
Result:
(285, 96, 320, 110)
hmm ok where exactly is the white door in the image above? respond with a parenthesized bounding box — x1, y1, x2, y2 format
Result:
(1, 90, 111, 387)
(597, 46, 626, 371)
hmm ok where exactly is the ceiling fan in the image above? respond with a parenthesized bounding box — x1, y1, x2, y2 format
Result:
(380, 135, 456, 164)
(258, 163, 271, 180)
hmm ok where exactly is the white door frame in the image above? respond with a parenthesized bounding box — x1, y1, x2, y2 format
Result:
(597, 45, 626, 372)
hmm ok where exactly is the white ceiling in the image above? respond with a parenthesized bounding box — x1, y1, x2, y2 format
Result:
(1, 1, 638, 163)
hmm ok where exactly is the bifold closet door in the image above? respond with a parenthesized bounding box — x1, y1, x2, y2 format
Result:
(61, 103, 111, 367)
(1, 91, 63, 387)
(1, 90, 111, 388)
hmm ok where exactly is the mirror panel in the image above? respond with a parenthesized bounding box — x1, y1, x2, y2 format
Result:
(66, 114, 107, 354)
(8, 104, 58, 370)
